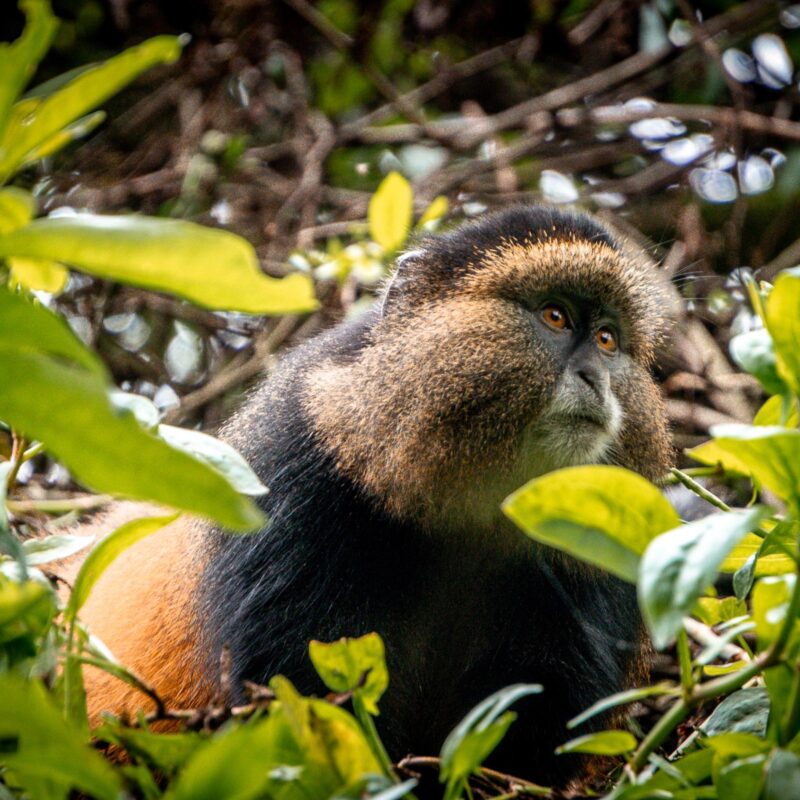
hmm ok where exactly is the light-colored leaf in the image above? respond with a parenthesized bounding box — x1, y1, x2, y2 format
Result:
(0, 348, 264, 530)
(22, 534, 94, 566)
(638, 507, 769, 649)
(555, 730, 637, 756)
(0, 36, 181, 181)
(0, 187, 36, 233)
(65, 514, 178, 621)
(9, 257, 68, 293)
(158, 425, 267, 496)
(689, 425, 800, 506)
(503, 465, 680, 582)
(766, 267, 800, 396)
(417, 195, 448, 229)
(0, 0, 57, 145)
(568, 683, 676, 729)
(368, 172, 413, 252)
(754, 395, 799, 428)
(0, 214, 318, 314)
(729, 328, 785, 395)
(752, 575, 795, 647)
(0, 286, 106, 376)
(309, 633, 388, 716)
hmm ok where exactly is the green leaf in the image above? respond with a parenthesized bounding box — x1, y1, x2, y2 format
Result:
(9, 257, 69, 293)
(0, 187, 36, 233)
(0, 36, 181, 181)
(714, 753, 767, 800)
(689, 425, 800, 507)
(555, 730, 637, 756)
(0, 574, 54, 648)
(700, 689, 771, 738)
(766, 267, 800, 396)
(0, 0, 57, 146)
(0, 349, 264, 530)
(731, 520, 798, 599)
(18, 110, 106, 168)
(503, 465, 680, 582)
(0, 214, 318, 314)
(0, 285, 106, 377)
(639, 507, 770, 649)
(22, 534, 94, 566)
(568, 683, 676, 729)
(0, 674, 122, 800)
(440, 684, 543, 791)
(309, 633, 388, 716)
(158, 424, 268, 496)
(763, 749, 800, 800)
(729, 329, 786, 396)
(417, 195, 448, 229)
(694, 596, 747, 626)
(754, 395, 799, 428)
(95, 720, 203, 776)
(752, 576, 796, 647)
(368, 172, 413, 252)
(65, 514, 178, 621)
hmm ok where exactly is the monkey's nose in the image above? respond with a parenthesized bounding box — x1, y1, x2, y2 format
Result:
(576, 365, 609, 401)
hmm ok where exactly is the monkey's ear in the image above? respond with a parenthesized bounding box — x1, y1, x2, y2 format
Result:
(379, 249, 424, 317)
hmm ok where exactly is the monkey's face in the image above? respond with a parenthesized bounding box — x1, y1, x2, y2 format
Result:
(306, 211, 673, 530)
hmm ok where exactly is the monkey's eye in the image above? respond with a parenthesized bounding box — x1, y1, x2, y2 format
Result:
(541, 305, 570, 331)
(596, 327, 618, 354)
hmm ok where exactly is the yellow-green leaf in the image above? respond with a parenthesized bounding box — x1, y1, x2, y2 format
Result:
(0, 0, 57, 145)
(0, 674, 122, 800)
(689, 425, 800, 506)
(309, 633, 388, 715)
(368, 171, 413, 252)
(19, 110, 106, 168)
(754, 395, 799, 428)
(417, 195, 448, 229)
(0, 36, 181, 181)
(65, 514, 179, 621)
(767, 267, 800, 396)
(0, 186, 36, 233)
(503, 465, 680, 582)
(0, 214, 318, 314)
(556, 730, 637, 756)
(0, 348, 264, 530)
(9, 257, 68, 293)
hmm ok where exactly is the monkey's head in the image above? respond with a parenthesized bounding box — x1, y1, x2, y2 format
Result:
(306, 206, 673, 532)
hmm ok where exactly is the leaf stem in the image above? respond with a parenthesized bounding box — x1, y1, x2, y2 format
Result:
(629, 571, 800, 772)
(352, 693, 398, 780)
(669, 468, 730, 513)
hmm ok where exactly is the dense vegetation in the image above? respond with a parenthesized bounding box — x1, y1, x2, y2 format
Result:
(4, 0, 800, 798)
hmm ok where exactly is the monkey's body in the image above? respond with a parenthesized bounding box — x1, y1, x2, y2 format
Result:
(76, 207, 672, 786)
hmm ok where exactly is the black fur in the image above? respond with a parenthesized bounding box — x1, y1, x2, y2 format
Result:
(200, 305, 643, 787)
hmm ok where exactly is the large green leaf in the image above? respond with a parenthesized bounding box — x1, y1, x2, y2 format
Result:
(0, 0, 57, 147)
(0, 214, 318, 314)
(638, 507, 769, 649)
(503, 465, 680, 582)
(0, 286, 106, 377)
(309, 633, 388, 716)
(0, 674, 122, 800)
(0, 36, 181, 181)
(689, 425, 800, 507)
(0, 348, 263, 530)
(767, 267, 800, 396)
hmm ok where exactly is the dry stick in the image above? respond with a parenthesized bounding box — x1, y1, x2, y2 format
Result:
(555, 102, 800, 142)
(339, 36, 527, 136)
(567, 0, 624, 46)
